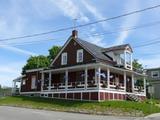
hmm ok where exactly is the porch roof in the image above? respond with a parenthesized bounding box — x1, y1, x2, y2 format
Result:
(42, 63, 146, 77)
(13, 75, 26, 82)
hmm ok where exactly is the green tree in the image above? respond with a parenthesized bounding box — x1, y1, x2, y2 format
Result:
(22, 46, 61, 74)
(48, 46, 61, 61)
(132, 59, 143, 70)
(22, 55, 50, 74)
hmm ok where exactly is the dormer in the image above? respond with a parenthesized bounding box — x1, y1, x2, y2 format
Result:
(102, 44, 133, 70)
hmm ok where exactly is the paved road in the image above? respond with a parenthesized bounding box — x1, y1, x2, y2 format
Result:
(0, 106, 159, 120)
(0, 106, 135, 120)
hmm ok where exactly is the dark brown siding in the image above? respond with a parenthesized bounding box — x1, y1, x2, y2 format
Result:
(52, 39, 96, 68)
(21, 71, 41, 92)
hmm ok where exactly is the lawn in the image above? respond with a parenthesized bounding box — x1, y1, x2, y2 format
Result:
(0, 96, 160, 116)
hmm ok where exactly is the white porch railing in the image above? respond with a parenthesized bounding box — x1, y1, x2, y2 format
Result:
(43, 80, 128, 92)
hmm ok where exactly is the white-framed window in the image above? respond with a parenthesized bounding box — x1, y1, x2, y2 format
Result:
(31, 76, 36, 89)
(61, 52, 67, 65)
(151, 71, 159, 78)
(77, 49, 83, 63)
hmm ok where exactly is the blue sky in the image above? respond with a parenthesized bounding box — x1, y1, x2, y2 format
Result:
(0, 0, 160, 87)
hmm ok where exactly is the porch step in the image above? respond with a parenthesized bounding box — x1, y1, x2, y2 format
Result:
(126, 94, 141, 102)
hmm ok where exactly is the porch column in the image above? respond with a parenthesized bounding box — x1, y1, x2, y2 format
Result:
(65, 70, 68, 91)
(124, 50, 127, 68)
(41, 72, 44, 92)
(19, 78, 22, 93)
(132, 74, 134, 93)
(48, 72, 52, 91)
(97, 67, 101, 89)
(124, 71, 126, 92)
(144, 77, 146, 96)
(107, 68, 110, 89)
(130, 53, 133, 70)
(85, 67, 88, 90)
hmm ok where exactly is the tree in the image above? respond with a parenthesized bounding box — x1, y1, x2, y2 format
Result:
(48, 46, 61, 61)
(132, 59, 144, 87)
(22, 55, 50, 74)
(132, 59, 143, 70)
(22, 46, 61, 74)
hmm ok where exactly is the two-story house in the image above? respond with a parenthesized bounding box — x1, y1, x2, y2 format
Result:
(146, 67, 160, 99)
(12, 30, 146, 101)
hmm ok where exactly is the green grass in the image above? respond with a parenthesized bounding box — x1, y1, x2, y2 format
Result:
(0, 96, 160, 116)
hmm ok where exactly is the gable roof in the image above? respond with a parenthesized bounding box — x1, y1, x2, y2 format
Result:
(50, 32, 132, 66)
(77, 38, 113, 62)
(102, 44, 133, 52)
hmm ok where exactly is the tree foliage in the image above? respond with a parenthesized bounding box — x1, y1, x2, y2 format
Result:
(132, 59, 143, 70)
(22, 46, 61, 74)
(22, 55, 50, 74)
(48, 46, 61, 61)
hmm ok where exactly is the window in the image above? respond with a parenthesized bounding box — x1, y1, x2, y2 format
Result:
(61, 52, 67, 65)
(31, 76, 36, 89)
(151, 71, 159, 78)
(77, 49, 83, 63)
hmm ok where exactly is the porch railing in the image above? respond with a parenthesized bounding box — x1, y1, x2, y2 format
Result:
(43, 80, 127, 91)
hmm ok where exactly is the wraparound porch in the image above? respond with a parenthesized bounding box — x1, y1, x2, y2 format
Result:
(41, 63, 146, 96)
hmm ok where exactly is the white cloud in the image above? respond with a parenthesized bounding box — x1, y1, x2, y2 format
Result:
(51, 0, 89, 23)
(0, 62, 25, 87)
(0, 45, 37, 56)
(81, 0, 108, 29)
(139, 56, 160, 68)
(114, 1, 140, 45)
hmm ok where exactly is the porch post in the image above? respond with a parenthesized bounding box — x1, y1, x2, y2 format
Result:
(144, 77, 146, 96)
(97, 67, 101, 89)
(107, 67, 110, 89)
(132, 74, 134, 93)
(48, 72, 52, 91)
(130, 53, 133, 70)
(124, 50, 127, 68)
(19, 78, 22, 93)
(65, 70, 68, 91)
(124, 71, 126, 92)
(41, 72, 44, 92)
(85, 67, 88, 90)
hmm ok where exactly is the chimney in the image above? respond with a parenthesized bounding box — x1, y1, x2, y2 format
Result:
(72, 30, 78, 38)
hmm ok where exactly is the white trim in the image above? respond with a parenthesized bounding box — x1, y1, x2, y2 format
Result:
(20, 89, 145, 97)
(26, 68, 44, 73)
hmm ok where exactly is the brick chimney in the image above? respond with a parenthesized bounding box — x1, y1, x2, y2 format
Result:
(72, 30, 78, 38)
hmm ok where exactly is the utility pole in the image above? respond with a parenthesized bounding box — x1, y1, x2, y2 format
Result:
(73, 18, 77, 30)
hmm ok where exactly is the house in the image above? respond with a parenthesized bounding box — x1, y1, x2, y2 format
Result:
(146, 67, 160, 99)
(12, 30, 146, 101)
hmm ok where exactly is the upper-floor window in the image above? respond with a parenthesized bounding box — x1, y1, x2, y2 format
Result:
(61, 52, 67, 65)
(77, 49, 83, 63)
(151, 71, 159, 78)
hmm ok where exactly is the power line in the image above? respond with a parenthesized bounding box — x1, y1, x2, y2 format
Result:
(82, 20, 160, 37)
(0, 4, 160, 41)
(1, 20, 160, 46)
(133, 37, 160, 48)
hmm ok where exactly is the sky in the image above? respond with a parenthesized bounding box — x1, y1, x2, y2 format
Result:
(0, 0, 160, 87)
